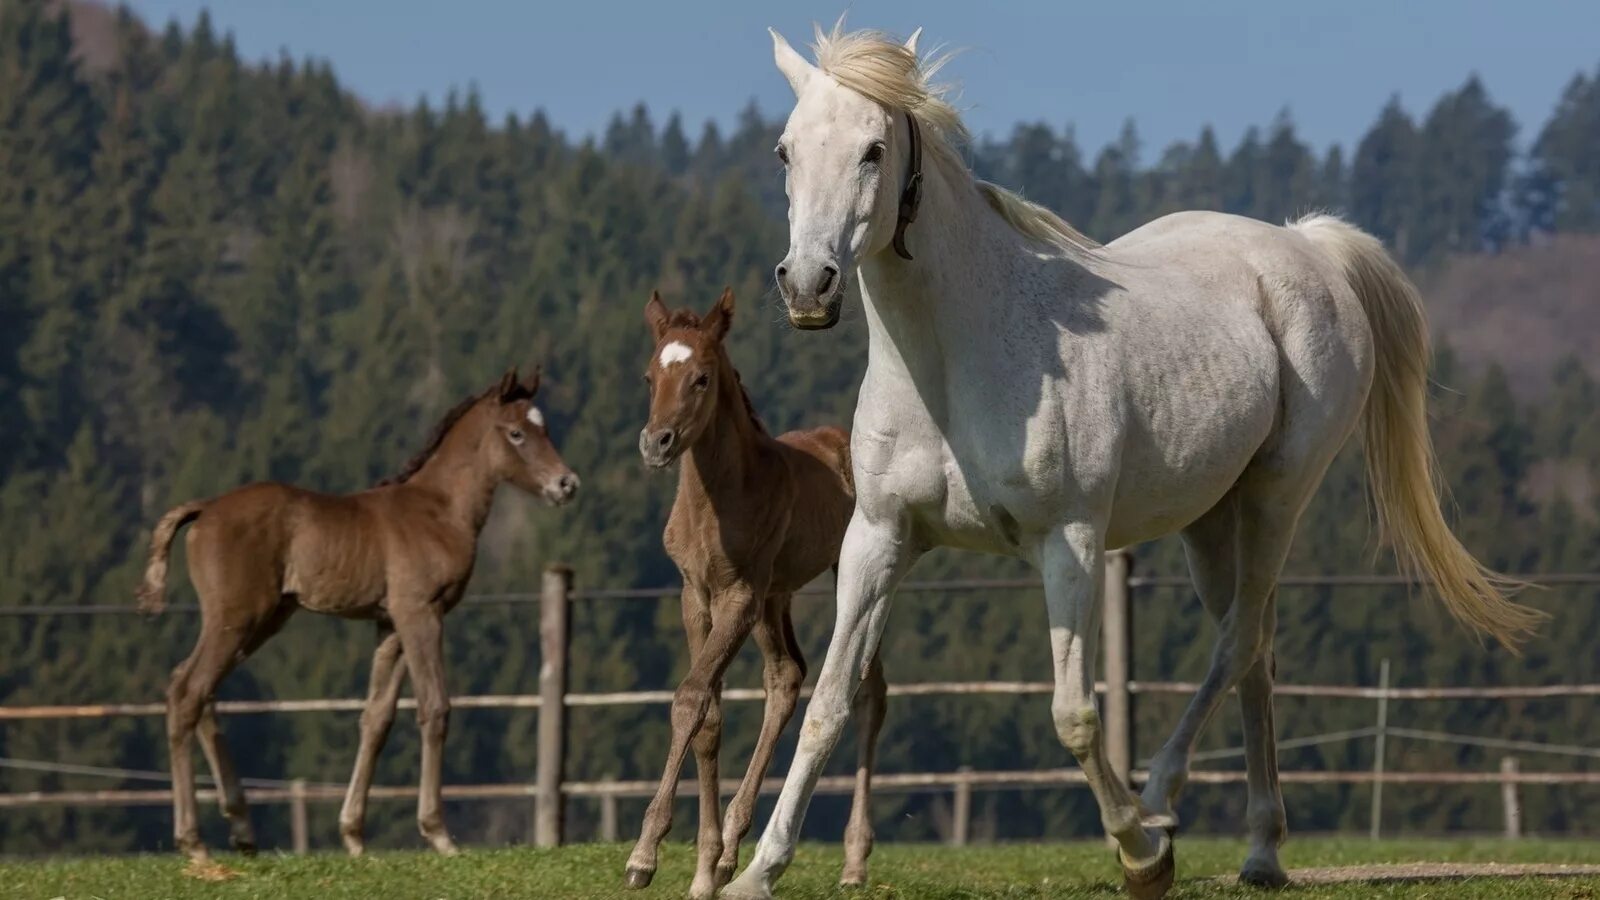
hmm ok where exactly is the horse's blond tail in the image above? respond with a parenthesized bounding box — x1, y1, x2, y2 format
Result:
(1291, 214, 1545, 653)
(136, 501, 206, 614)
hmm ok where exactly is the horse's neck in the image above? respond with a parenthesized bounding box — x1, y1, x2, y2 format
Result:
(410, 437, 499, 534)
(679, 373, 765, 500)
(858, 163, 1018, 396)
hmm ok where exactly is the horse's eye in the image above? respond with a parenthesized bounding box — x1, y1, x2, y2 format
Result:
(508, 428, 525, 444)
(692, 372, 710, 390)
(862, 142, 885, 165)
(775, 144, 789, 166)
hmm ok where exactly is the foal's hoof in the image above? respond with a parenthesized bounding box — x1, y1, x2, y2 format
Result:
(715, 863, 738, 889)
(1120, 835, 1175, 900)
(624, 865, 655, 889)
(230, 839, 258, 857)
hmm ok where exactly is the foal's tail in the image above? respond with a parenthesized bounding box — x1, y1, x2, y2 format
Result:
(136, 501, 206, 614)
(1291, 214, 1545, 653)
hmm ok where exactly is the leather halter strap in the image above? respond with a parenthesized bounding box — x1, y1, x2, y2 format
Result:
(891, 111, 923, 261)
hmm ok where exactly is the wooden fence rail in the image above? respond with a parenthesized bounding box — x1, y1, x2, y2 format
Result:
(2, 560, 1596, 852)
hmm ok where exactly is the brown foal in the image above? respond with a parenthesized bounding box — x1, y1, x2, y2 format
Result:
(624, 289, 888, 898)
(137, 368, 578, 862)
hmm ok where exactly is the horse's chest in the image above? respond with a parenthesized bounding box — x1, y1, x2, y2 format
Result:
(853, 418, 1061, 554)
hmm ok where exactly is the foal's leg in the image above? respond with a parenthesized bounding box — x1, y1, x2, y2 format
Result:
(1037, 525, 1171, 898)
(840, 650, 887, 887)
(627, 580, 762, 898)
(1141, 496, 1288, 886)
(725, 513, 919, 900)
(196, 704, 255, 854)
(392, 608, 458, 855)
(339, 626, 406, 856)
(191, 601, 295, 857)
(165, 614, 260, 862)
(716, 594, 805, 887)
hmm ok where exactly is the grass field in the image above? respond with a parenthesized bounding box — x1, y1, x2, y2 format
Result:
(3, 839, 1598, 899)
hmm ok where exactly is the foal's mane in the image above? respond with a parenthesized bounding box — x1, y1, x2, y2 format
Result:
(377, 387, 492, 487)
(809, 22, 1102, 256)
(664, 308, 769, 437)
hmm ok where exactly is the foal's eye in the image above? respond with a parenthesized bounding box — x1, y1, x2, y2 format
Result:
(692, 372, 711, 391)
(508, 428, 526, 445)
(774, 144, 789, 166)
(862, 142, 886, 165)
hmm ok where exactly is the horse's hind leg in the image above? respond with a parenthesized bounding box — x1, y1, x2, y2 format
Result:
(339, 626, 406, 856)
(840, 650, 886, 887)
(1140, 493, 1288, 887)
(192, 601, 295, 856)
(166, 614, 263, 861)
(196, 704, 255, 854)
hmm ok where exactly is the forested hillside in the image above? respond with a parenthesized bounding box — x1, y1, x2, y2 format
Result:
(1, 2, 1596, 854)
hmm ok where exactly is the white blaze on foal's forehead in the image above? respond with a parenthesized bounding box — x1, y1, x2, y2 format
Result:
(658, 341, 693, 368)
(525, 406, 544, 428)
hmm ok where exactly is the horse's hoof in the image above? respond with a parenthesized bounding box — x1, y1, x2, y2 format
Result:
(231, 839, 258, 857)
(1120, 835, 1175, 900)
(343, 838, 366, 858)
(624, 866, 654, 889)
(1239, 859, 1289, 889)
(839, 867, 868, 888)
(715, 863, 738, 889)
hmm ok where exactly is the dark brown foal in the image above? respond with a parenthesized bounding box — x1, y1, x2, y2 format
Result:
(624, 289, 888, 898)
(137, 368, 578, 862)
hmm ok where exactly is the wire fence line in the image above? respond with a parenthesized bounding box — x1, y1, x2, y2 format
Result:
(3, 571, 1597, 617)
(1, 565, 1595, 850)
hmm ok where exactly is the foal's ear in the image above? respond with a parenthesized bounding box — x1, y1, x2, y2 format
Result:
(521, 365, 542, 398)
(497, 367, 521, 402)
(644, 290, 670, 340)
(703, 287, 734, 342)
(770, 28, 814, 97)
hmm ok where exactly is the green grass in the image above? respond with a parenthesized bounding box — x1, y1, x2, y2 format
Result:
(3, 839, 1598, 899)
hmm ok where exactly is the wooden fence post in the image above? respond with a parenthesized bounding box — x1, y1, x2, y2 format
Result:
(950, 766, 972, 847)
(1501, 757, 1521, 838)
(1369, 657, 1390, 840)
(600, 777, 619, 843)
(289, 778, 309, 855)
(535, 565, 573, 847)
(1102, 550, 1133, 786)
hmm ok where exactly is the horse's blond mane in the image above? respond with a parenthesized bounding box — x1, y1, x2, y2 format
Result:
(809, 22, 1102, 256)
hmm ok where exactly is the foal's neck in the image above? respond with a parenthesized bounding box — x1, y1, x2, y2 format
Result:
(680, 365, 765, 496)
(409, 432, 500, 534)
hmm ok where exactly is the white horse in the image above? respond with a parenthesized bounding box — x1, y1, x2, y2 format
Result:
(725, 24, 1542, 900)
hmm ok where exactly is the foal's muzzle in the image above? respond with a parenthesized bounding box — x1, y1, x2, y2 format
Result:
(544, 472, 580, 506)
(639, 427, 679, 468)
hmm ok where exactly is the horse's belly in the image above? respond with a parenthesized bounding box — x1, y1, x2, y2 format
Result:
(1106, 381, 1277, 548)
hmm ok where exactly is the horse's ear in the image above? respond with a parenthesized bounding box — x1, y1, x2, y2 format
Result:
(497, 368, 520, 402)
(703, 287, 734, 341)
(770, 28, 813, 97)
(522, 365, 542, 397)
(645, 290, 670, 340)
(904, 27, 923, 54)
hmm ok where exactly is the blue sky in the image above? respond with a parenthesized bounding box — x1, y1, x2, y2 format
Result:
(127, 0, 1598, 157)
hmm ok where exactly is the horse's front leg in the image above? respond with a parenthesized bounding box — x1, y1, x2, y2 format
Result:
(1039, 524, 1172, 899)
(626, 579, 761, 897)
(392, 606, 458, 856)
(725, 512, 920, 900)
(717, 594, 805, 888)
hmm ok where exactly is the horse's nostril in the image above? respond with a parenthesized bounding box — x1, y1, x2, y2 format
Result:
(817, 265, 838, 296)
(657, 430, 675, 450)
